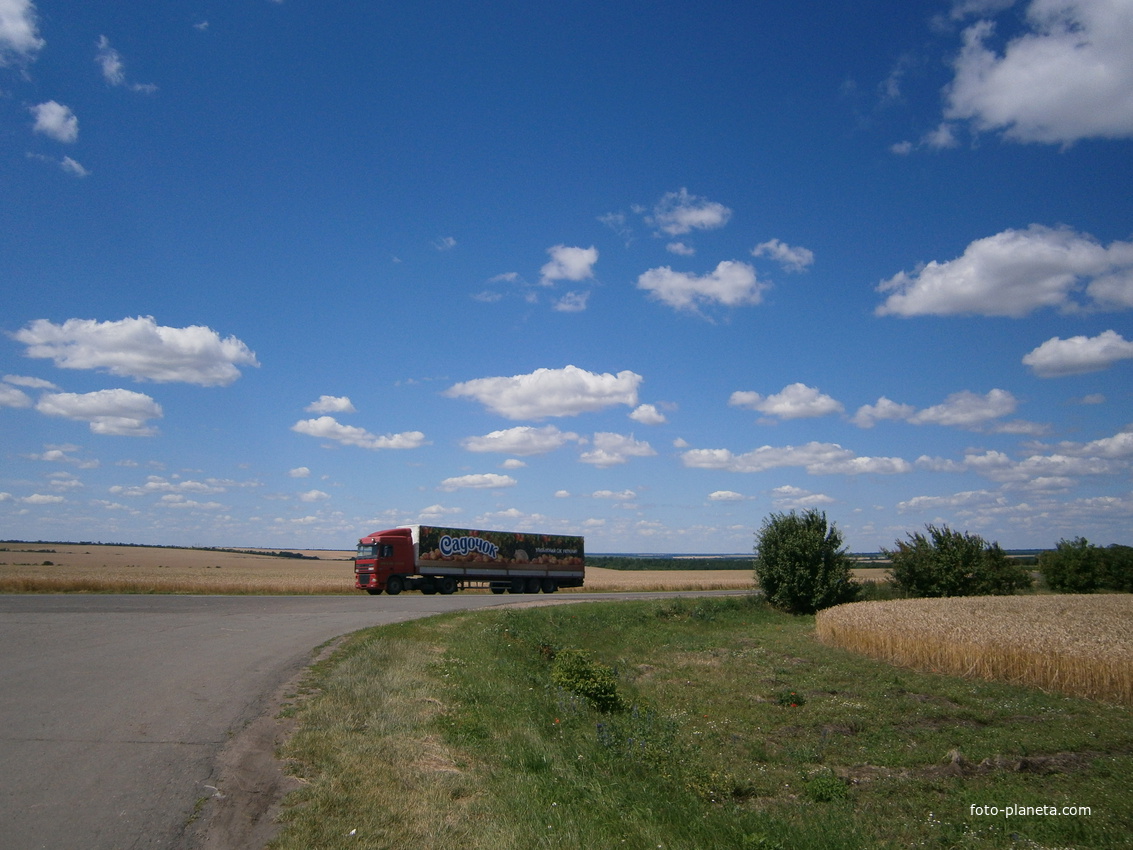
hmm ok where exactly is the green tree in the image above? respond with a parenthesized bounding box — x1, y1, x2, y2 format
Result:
(753, 509, 860, 614)
(1102, 544, 1133, 592)
(885, 524, 1031, 597)
(1039, 537, 1107, 592)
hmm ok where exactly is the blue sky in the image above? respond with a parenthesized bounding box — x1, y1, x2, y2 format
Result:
(2, 0, 1132, 553)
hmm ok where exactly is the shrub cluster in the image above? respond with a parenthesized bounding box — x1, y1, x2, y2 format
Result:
(883, 524, 1031, 597)
(1039, 538, 1133, 593)
(550, 648, 624, 712)
(753, 509, 860, 614)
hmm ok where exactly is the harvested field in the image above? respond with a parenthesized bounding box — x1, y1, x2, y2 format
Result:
(0, 543, 357, 594)
(0, 543, 755, 595)
(816, 594, 1133, 706)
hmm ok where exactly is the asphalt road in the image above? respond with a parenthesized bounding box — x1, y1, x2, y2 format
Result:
(0, 591, 738, 850)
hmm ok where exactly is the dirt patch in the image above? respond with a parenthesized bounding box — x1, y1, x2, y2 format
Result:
(837, 747, 1112, 787)
(186, 639, 345, 850)
(925, 747, 1102, 779)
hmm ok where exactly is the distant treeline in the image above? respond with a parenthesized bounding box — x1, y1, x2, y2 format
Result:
(0, 541, 321, 560)
(220, 548, 320, 560)
(589, 551, 1048, 571)
(588, 555, 753, 571)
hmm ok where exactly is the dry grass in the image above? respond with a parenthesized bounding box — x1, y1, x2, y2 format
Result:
(0, 544, 755, 595)
(816, 594, 1133, 706)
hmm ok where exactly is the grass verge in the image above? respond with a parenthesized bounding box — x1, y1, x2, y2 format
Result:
(272, 596, 1132, 849)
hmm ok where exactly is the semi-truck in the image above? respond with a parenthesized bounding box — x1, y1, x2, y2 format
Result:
(354, 525, 585, 595)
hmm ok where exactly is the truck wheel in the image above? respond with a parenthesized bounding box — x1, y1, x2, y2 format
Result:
(526, 577, 541, 594)
(541, 578, 557, 594)
(438, 576, 457, 595)
(509, 577, 525, 594)
(366, 588, 382, 596)
(421, 578, 438, 595)
(385, 576, 404, 595)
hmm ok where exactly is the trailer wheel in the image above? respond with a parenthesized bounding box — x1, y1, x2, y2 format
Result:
(490, 584, 506, 594)
(524, 577, 540, 594)
(541, 578, 557, 594)
(385, 575, 404, 595)
(438, 576, 457, 595)
(509, 577, 525, 594)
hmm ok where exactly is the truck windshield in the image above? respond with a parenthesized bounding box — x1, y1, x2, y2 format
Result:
(356, 544, 377, 560)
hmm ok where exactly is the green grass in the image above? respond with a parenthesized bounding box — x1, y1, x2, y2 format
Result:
(272, 596, 1133, 849)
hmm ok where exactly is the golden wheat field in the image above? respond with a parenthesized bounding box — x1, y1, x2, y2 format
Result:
(0, 543, 756, 594)
(816, 594, 1133, 706)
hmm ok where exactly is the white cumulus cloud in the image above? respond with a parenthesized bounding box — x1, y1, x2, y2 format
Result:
(875, 225, 1133, 317)
(770, 485, 835, 510)
(1022, 330, 1133, 376)
(729, 383, 844, 420)
(22, 493, 64, 504)
(553, 291, 590, 312)
(0, 384, 32, 408)
(579, 432, 657, 467)
(60, 156, 90, 177)
(30, 101, 78, 143)
(291, 416, 427, 450)
(944, 0, 1133, 145)
(305, 395, 356, 414)
(853, 389, 1022, 431)
(708, 490, 746, 501)
(0, 0, 44, 63)
(445, 365, 642, 420)
(94, 35, 156, 92)
(36, 389, 163, 436)
(629, 403, 667, 425)
(909, 388, 1019, 427)
(3, 374, 58, 389)
(649, 188, 732, 236)
(109, 476, 228, 497)
(637, 261, 767, 314)
(752, 239, 815, 272)
(540, 245, 598, 285)
(438, 473, 517, 491)
(460, 425, 582, 455)
(681, 441, 911, 475)
(593, 489, 636, 500)
(95, 34, 125, 84)
(12, 316, 260, 386)
(851, 396, 918, 428)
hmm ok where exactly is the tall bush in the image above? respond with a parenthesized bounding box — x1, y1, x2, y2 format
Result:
(1040, 538, 1133, 593)
(885, 524, 1031, 597)
(1103, 545, 1133, 592)
(753, 509, 859, 614)
(1039, 537, 1103, 592)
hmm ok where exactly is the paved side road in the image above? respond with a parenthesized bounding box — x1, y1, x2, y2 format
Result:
(0, 591, 743, 849)
(0, 594, 520, 850)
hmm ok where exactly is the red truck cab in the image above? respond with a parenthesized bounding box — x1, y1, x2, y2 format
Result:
(354, 527, 413, 594)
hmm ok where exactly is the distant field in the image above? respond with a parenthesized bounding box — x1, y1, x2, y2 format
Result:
(0, 543, 756, 594)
